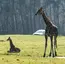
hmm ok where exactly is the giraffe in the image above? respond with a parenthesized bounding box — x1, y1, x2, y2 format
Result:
(7, 37, 20, 53)
(35, 7, 58, 57)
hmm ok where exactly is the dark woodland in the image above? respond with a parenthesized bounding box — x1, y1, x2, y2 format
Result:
(0, 0, 65, 35)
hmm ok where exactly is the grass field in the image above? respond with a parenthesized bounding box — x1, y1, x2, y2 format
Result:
(0, 35, 65, 64)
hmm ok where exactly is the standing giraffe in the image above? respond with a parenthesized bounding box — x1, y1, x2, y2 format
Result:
(35, 7, 58, 57)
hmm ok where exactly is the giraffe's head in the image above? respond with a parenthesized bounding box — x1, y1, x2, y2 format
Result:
(7, 37, 11, 41)
(35, 7, 43, 15)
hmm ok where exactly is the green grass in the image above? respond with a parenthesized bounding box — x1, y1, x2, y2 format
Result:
(0, 35, 65, 64)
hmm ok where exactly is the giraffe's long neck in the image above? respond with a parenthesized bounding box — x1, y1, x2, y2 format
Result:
(9, 39, 15, 48)
(42, 11, 53, 27)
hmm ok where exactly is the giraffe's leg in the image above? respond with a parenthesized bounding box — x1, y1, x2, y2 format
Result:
(54, 36, 57, 56)
(49, 36, 54, 57)
(43, 35, 48, 57)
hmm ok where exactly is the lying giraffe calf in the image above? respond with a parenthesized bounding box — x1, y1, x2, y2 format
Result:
(7, 37, 20, 53)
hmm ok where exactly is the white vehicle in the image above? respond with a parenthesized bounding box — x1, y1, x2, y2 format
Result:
(33, 29, 45, 35)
